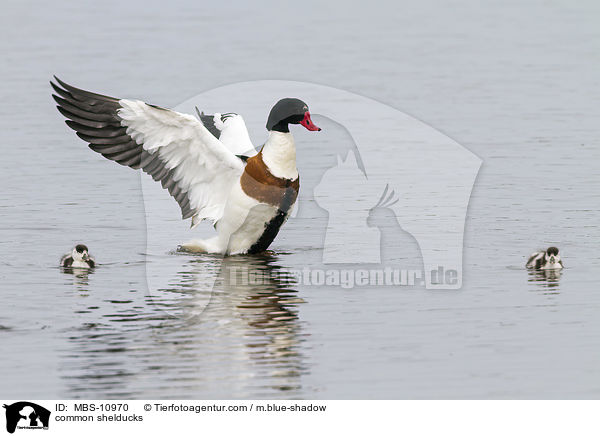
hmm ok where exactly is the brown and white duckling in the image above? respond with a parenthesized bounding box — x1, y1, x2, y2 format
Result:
(526, 246, 563, 270)
(61, 244, 95, 269)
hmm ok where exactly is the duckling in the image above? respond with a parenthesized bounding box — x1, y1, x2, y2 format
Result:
(526, 246, 563, 270)
(61, 244, 95, 269)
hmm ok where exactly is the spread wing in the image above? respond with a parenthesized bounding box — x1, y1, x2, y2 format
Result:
(51, 76, 244, 225)
(196, 108, 257, 158)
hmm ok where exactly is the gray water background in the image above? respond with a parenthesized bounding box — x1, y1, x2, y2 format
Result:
(1, 0, 599, 399)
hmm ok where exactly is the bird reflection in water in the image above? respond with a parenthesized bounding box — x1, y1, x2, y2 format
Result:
(211, 253, 307, 393)
(527, 268, 562, 293)
(158, 252, 307, 394)
(61, 266, 94, 293)
(61, 252, 307, 398)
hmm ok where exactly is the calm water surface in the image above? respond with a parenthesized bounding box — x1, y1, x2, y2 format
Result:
(1, 0, 600, 398)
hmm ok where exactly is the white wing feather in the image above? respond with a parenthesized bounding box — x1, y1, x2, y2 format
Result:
(119, 100, 244, 224)
(213, 113, 257, 156)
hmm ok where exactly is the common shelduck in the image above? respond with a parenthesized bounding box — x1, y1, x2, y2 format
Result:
(51, 77, 321, 255)
(526, 246, 563, 270)
(61, 244, 96, 268)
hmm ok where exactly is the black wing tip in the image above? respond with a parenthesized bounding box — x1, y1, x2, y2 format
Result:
(64, 119, 77, 128)
(50, 75, 119, 102)
(146, 103, 168, 111)
(52, 75, 72, 91)
(50, 78, 67, 104)
(50, 80, 69, 98)
(75, 131, 91, 142)
(51, 93, 66, 106)
(51, 75, 70, 92)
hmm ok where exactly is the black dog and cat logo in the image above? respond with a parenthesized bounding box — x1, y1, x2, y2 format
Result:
(3, 402, 50, 433)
